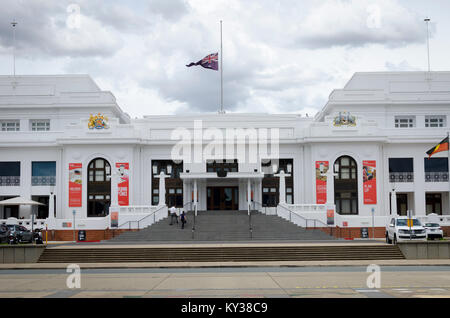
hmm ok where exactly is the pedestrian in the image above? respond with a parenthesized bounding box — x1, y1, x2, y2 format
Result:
(169, 206, 177, 225)
(180, 211, 187, 229)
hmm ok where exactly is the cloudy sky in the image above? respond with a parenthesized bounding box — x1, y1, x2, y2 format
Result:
(0, 0, 448, 118)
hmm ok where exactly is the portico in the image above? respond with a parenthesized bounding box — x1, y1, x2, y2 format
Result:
(180, 172, 265, 213)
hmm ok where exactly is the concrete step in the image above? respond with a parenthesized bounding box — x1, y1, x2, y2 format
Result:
(109, 211, 335, 242)
(38, 245, 405, 263)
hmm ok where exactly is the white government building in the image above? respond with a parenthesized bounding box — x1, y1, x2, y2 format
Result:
(1, 72, 450, 237)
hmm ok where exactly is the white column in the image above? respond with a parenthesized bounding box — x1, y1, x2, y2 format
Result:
(110, 171, 119, 207)
(275, 170, 290, 205)
(157, 172, 169, 207)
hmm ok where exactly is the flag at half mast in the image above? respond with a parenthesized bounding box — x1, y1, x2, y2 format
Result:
(186, 53, 218, 71)
(426, 136, 449, 158)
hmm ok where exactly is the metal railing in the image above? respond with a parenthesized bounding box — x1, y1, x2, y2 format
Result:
(31, 176, 56, 186)
(389, 172, 414, 183)
(425, 172, 449, 182)
(277, 204, 329, 229)
(183, 201, 195, 239)
(0, 176, 20, 186)
(116, 205, 167, 230)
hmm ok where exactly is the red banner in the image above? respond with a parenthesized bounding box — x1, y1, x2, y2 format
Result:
(363, 160, 377, 204)
(69, 163, 82, 207)
(116, 163, 129, 206)
(315, 161, 328, 204)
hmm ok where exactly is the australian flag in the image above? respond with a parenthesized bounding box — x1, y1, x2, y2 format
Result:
(186, 53, 218, 71)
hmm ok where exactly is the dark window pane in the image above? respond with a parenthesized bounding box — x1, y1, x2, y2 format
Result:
(424, 158, 448, 172)
(389, 158, 413, 173)
(32, 161, 56, 176)
(0, 162, 20, 176)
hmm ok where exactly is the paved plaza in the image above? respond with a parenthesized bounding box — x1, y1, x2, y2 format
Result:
(1, 266, 449, 298)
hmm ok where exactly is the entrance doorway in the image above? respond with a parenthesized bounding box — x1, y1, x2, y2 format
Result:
(207, 187, 239, 210)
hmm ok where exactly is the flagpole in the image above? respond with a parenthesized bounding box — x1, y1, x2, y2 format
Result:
(220, 20, 224, 114)
(424, 18, 431, 72)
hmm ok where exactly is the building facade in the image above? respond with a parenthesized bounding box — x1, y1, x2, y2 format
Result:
(1, 72, 450, 238)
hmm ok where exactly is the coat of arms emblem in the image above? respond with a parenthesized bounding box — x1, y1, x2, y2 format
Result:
(88, 113, 109, 130)
(333, 112, 356, 127)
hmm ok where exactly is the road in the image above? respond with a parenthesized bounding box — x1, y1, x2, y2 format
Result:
(0, 266, 449, 298)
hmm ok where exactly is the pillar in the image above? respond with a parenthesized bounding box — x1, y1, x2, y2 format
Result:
(275, 170, 290, 205)
(158, 172, 168, 207)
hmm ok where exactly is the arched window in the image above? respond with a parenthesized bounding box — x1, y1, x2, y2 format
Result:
(334, 156, 358, 215)
(87, 158, 111, 217)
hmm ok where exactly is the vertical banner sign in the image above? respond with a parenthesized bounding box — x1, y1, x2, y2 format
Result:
(363, 160, 377, 204)
(116, 163, 129, 206)
(110, 211, 119, 228)
(315, 161, 328, 204)
(68, 163, 82, 207)
(327, 209, 335, 226)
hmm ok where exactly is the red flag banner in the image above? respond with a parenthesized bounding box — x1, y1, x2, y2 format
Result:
(69, 163, 82, 207)
(116, 163, 129, 206)
(363, 160, 377, 204)
(315, 161, 328, 204)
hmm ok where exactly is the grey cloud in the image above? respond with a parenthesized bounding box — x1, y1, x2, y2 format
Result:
(0, 0, 122, 58)
(148, 0, 190, 22)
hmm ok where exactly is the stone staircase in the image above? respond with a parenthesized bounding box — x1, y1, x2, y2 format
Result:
(108, 210, 334, 242)
(38, 245, 405, 263)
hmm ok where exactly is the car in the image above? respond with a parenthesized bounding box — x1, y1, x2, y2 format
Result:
(6, 225, 33, 243)
(423, 223, 444, 240)
(386, 217, 427, 244)
(0, 224, 11, 243)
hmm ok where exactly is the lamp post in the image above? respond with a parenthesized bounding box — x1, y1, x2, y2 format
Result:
(72, 209, 76, 242)
(391, 184, 397, 216)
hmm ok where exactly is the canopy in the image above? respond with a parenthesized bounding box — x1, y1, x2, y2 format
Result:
(0, 196, 45, 206)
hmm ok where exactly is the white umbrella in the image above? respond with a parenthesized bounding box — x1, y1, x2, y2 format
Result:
(0, 196, 45, 206)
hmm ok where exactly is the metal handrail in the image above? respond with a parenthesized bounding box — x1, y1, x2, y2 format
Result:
(116, 205, 166, 230)
(277, 204, 329, 229)
(137, 205, 167, 229)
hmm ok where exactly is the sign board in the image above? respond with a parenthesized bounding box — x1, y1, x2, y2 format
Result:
(116, 163, 130, 206)
(326, 209, 335, 226)
(361, 227, 369, 238)
(315, 161, 328, 204)
(78, 230, 86, 241)
(363, 160, 377, 204)
(68, 163, 82, 207)
(342, 221, 348, 227)
(110, 211, 119, 228)
(62, 222, 72, 228)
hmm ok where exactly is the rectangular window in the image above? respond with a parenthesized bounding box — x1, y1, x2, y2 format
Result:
(0, 162, 20, 186)
(1, 121, 20, 131)
(389, 158, 414, 183)
(424, 158, 449, 182)
(32, 161, 56, 186)
(394, 116, 415, 128)
(425, 116, 446, 128)
(31, 120, 50, 131)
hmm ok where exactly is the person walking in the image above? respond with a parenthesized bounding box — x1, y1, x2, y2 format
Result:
(180, 211, 187, 229)
(169, 206, 178, 225)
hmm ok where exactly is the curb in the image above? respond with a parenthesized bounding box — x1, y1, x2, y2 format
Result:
(1, 260, 450, 270)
